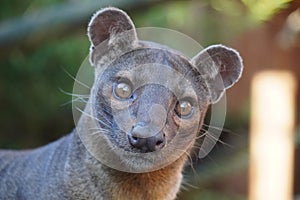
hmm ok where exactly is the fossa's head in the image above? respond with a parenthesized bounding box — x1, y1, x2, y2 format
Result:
(79, 7, 243, 172)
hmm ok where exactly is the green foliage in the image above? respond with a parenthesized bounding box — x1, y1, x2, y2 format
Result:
(0, 35, 89, 148)
(132, 1, 250, 46)
(242, 0, 292, 21)
(0, 0, 65, 21)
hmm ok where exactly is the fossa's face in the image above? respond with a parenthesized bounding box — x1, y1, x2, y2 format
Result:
(92, 48, 209, 154)
(77, 7, 242, 172)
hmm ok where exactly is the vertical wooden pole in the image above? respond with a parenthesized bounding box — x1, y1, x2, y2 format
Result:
(249, 71, 296, 200)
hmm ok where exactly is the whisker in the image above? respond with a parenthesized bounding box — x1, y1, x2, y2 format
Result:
(200, 129, 233, 148)
(195, 132, 207, 139)
(61, 67, 91, 89)
(202, 123, 239, 136)
(75, 107, 110, 128)
(90, 128, 110, 135)
(181, 179, 198, 190)
(193, 145, 218, 165)
(74, 101, 113, 126)
(183, 150, 196, 174)
(59, 88, 90, 106)
(61, 96, 89, 107)
(96, 110, 113, 126)
(94, 102, 114, 126)
(58, 88, 89, 97)
(89, 127, 107, 131)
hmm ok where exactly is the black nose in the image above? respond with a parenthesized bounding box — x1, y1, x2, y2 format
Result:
(128, 125, 166, 153)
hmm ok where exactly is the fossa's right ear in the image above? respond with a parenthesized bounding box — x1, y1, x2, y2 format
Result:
(87, 7, 138, 66)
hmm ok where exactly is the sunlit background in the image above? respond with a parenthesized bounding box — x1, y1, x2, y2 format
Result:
(0, 0, 299, 199)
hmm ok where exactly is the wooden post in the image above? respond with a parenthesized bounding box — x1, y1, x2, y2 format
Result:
(249, 71, 296, 200)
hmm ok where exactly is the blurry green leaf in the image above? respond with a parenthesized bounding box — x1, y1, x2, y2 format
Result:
(242, 0, 292, 22)
(211, 0, 244, 17)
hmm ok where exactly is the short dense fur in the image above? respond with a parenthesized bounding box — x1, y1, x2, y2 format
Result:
(0, 7, 243, 199)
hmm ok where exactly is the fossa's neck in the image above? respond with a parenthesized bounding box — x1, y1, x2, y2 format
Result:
(66, 131, 187, 200)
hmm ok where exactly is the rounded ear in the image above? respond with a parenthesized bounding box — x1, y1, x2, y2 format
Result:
(191, 45, 243, 104)
(87, 7, 138, 66)
(88, 7, 137, 46)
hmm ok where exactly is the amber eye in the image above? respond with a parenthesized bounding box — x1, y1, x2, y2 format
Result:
(114, 81, 132, 99)
(175, 100, 193, 118)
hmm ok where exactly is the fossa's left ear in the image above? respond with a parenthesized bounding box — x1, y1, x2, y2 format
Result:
(192, 45, 243, 104)
(88, 7, 138, 66)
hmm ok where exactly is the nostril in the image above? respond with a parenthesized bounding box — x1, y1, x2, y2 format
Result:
(157, 133, 166, 146)
(155, 133, 166, 150)
(128, 134, 137, 144)
(132, 136, 138, 141)
(156, 140, 163, 146)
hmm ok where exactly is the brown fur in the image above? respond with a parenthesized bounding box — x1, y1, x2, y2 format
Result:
(110, 156, 186, 200)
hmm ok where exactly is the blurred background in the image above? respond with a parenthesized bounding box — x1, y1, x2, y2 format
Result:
(0, 0, 299, 199)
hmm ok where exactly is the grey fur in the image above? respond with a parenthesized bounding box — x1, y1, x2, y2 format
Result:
(0, 7, 243, 200)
